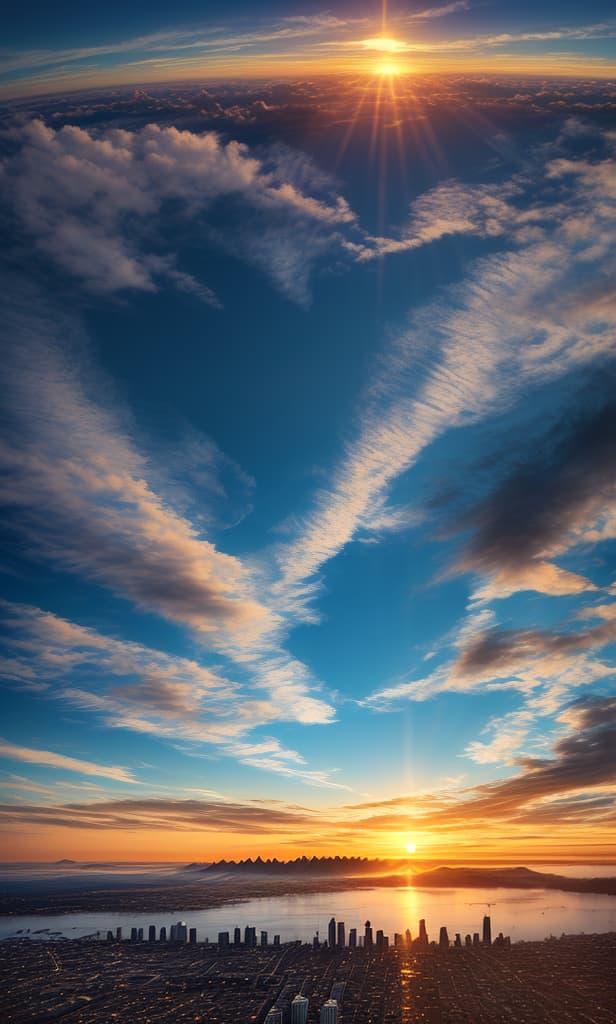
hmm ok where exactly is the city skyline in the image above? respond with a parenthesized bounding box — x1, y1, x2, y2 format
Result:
(1, 1, 616, 864)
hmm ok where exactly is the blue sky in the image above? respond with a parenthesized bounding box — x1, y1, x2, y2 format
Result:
(0, 5, 615, 862)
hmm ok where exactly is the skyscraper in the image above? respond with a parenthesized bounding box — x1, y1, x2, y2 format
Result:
(336, 921, 345, 947)
(482, 915, 492, 946)
(148, 925, 156, 942)
(328, 917, 336, 948)
(260, 930, 268, 946)
(159, 926, 166, 942)
(439, 927, 449, 947)
(364, 920, 373, 949)
(234, 927, 241, 945)
(348, 928, 357, 948)
(320, 999, 339, 1023)
(176, 921, 187, 943)
(264, 1011, 283, 1024)
(189, 927, 197, 944)
(418, 919, 428, 944)
(291, 994, 309, 1024)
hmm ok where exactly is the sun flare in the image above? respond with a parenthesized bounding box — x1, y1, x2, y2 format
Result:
(406, 842, 417, 854)
(375, 60, 402, 76)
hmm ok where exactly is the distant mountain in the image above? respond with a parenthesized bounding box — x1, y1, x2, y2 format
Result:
(199, 859, 616, 896)
(54, 859, 76, 865)
(203, 856, 410, 877)
(411, 866, 616, 895)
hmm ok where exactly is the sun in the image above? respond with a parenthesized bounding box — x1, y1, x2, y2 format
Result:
(406, 842, 417, 854)
(375, 60, 402, 76)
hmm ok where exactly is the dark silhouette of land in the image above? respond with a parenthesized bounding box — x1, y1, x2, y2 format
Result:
(409, 865, 616, 896)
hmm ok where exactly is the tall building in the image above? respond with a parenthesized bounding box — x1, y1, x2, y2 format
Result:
(176, 921, 187, 943)
(405, 928, 412, 946)
(116, 927, 122, 941)
(439, 927, 449, 948)
(394, 933, 403, 947)
(291, 994, 309, 1024)
(260, 930, 268, 946)
(159, 927, 166, 942)
(336, 921, 345, 948)
(348, 927, 357, 948)
(218, 931, 230, 946)
(376, 929, 384, 951)
(264, 1011, 283, 1024)
(189, 927, 197, 944)
(244, 925, 256, 947)
(234, 927, 241, 946)
(148, 925, 156, 942)
(328, 917, 336, 949)
(320, 999, 339, 1023)
(137, 928, 144, 941)
(364, 920, 373, 949)
(273, 934, 280, 946)
(418, 919, 428, 944)
(482, 915, 492, 946)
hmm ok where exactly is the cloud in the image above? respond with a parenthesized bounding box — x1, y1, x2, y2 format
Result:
(0, 795, 327, 834)
(274, 132, 616, 613)
(2, 120, 359, 305)
(448, 385, 616, 604)
(3, 697, 614, 839)
(367, 599, 616, 713)
(0, 291, 336, 739)
(408, 2, 471, 21)
(0, 740, 137, 783)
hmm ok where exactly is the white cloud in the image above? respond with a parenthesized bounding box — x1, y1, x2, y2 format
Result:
(2, 120, 359, 305)
(0, 292, 336, 736)
(274, 133, 616, 612)
(0, 740, 137, 783)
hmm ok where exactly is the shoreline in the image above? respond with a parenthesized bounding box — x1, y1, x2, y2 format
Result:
(1, 869, 616, 918)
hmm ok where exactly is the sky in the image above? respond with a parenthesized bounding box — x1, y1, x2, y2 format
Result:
(0, 2, 615, 864)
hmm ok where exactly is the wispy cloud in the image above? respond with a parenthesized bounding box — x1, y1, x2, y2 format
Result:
(3, 696, 614, 843)
(0, 288, 336, 743)
(0, 740, 137, 783)
(274, 131, 616, 615)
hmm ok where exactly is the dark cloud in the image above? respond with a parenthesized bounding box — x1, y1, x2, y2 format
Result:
(441, 388, 616, 597)
(460, 695, 616, 817)
(453, 617, 616, 679)
(0, 797, 321, 833)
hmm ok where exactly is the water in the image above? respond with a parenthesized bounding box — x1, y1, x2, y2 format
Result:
(1, 884, 615, 943)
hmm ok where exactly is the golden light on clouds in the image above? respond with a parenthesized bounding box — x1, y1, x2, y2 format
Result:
(360, 36, 408, 53)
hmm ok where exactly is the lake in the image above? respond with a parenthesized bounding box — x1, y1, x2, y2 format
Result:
(2, 884, 616, 943)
